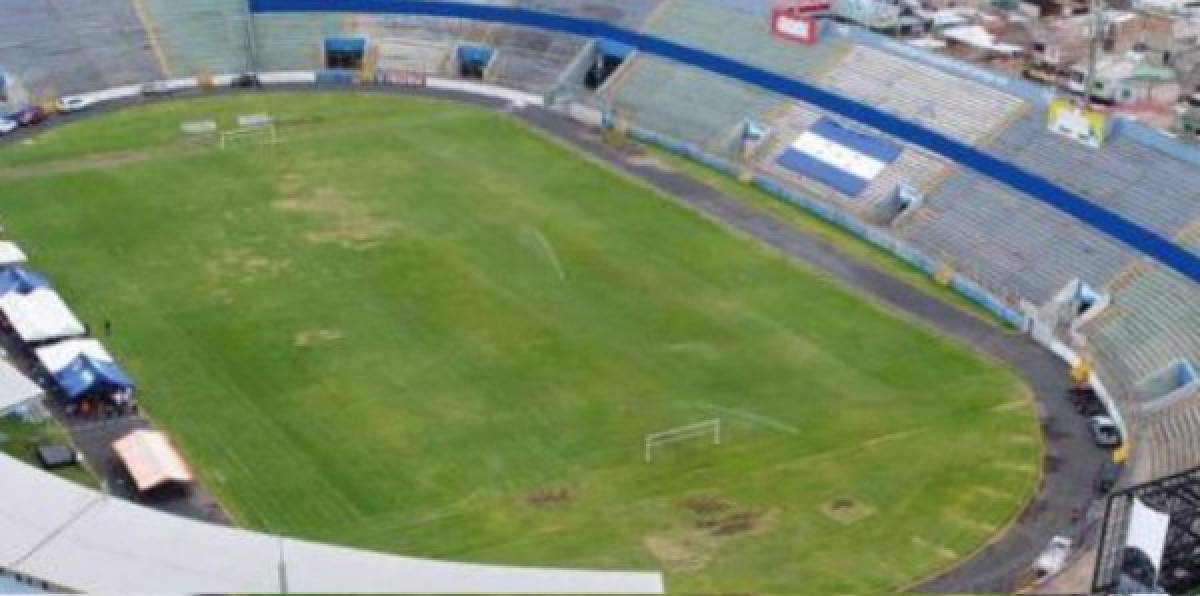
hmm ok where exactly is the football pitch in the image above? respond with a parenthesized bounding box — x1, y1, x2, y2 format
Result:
(0, 93, 1040, 592)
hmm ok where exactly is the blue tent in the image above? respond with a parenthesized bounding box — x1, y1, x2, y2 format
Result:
(0, 267, 50, 296)
(54, 356, 135, 400)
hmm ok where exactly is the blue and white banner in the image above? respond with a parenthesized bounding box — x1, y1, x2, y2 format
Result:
(775, 118, 901, 197)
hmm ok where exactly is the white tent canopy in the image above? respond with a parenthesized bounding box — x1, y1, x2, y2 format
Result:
(0, 288, 86, 343)
(112, 430, 193, 492)
(1128, 498, 1171, 573)
(0, 241, 28, 267)
(0, 359, 44, 416)
(36, 338, 113, 374)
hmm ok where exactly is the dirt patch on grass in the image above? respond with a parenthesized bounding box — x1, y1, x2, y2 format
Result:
(697, 510, 767, 537)
(682, 495, 731, 515)
(820, 497, 876, 525)
(0, 145, 205, 181)
(273, 181, 402, 249)
(206, 248, 290, 283)
(646, 498, 778, 572)
(526, 487, 574, 508)
(294, 328, 345, 347)
(643, 531, 718, 573)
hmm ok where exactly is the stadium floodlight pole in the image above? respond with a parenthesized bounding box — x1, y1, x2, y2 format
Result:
(1083, 0, 1105, 109)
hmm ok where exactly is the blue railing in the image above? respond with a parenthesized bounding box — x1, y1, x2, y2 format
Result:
(250, 0, 1200, 285)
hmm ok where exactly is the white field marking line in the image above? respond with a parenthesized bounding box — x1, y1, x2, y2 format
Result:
(524, 225, 566, 282)
(684, 401, 801, 435)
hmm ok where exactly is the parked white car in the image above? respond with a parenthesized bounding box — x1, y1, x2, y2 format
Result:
(55, 95, 94, 112)
(1090, 416, 1122, 447)
(0, 118, 17, 135)
(1034, 535, 1072, 578)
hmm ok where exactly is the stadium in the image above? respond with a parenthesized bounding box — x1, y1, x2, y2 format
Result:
(0, 0, 1198, 593)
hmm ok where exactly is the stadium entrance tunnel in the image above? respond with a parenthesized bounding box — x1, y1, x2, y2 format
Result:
(325, 37, 367, 70)
(247, 0, 1200, 287)
(585, 38, 634, 91)
(457, 44, 494, 80)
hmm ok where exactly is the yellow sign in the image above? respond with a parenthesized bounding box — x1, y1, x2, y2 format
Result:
(1047, 99, 1107, 149)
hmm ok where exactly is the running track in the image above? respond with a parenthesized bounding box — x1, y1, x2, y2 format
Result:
(251, 0, 1200, 286)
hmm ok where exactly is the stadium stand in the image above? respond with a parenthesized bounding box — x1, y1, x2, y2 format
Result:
(816, 44, 1027, 145)
(142, 0, 253, 76)
(1086, 267, 1200, 400)
(895, 174, 1135, 304)
(989, 114, 1200, 242)
(607, 57, 789, 155)
(1125, 388, 1200, 483)
(0, 0, 161, 99)
(481, 0, 666, 97)
(604, 2, 849, 156)
(517, 0, 666, 27)
(252, 12, 346, 71)
(485, 25, 586, 95)
(754, 102, 952, 218)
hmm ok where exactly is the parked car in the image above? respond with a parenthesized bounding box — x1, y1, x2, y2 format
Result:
(1034, 536, 1072, 578)
(140, 81, 174, 97)
(12, 106, 47, 126)
(1068, 386, 1105, 416)
(1090, 416, 1122, 447)
(0, 117, 17, 135)
(56, 95, 95, 112)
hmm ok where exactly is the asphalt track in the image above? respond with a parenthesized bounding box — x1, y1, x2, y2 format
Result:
(249, 0, 1200, 289)
(1, 87, 1108, 592)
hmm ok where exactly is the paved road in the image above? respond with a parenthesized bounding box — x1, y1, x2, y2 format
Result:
(2, 86, 1110, 592)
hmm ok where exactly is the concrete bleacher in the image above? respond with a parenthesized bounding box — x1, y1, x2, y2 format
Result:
(817, 45, 1027, 145)
(895, 174, 1135, 304)
(988, 113, 1200, 242)
(485, 0, 669, 97)
(644, 1, 848, 79)
(1087, 267, 1200, 397)
(518, 0, 666, 28)
(606, 1, 849, 156)
(1128, 388, 1200, 483)
(0, 0, 161, 99)
(251, 13, 346, 72)
(755, 102, 952, 215)
(607, 57, 789, 154)
(486, 26, 587, 95)
(143, 0, 251, 76)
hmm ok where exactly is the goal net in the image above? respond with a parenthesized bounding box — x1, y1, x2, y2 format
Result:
(219, 124, 279, 150)
(644, 419, 721, 462)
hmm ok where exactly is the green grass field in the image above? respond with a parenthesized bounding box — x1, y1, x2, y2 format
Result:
(0, 93, 1040, 592)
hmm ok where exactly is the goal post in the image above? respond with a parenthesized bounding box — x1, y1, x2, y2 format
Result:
(219, 124, 279, 150)
(644, 418, 721, 462)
